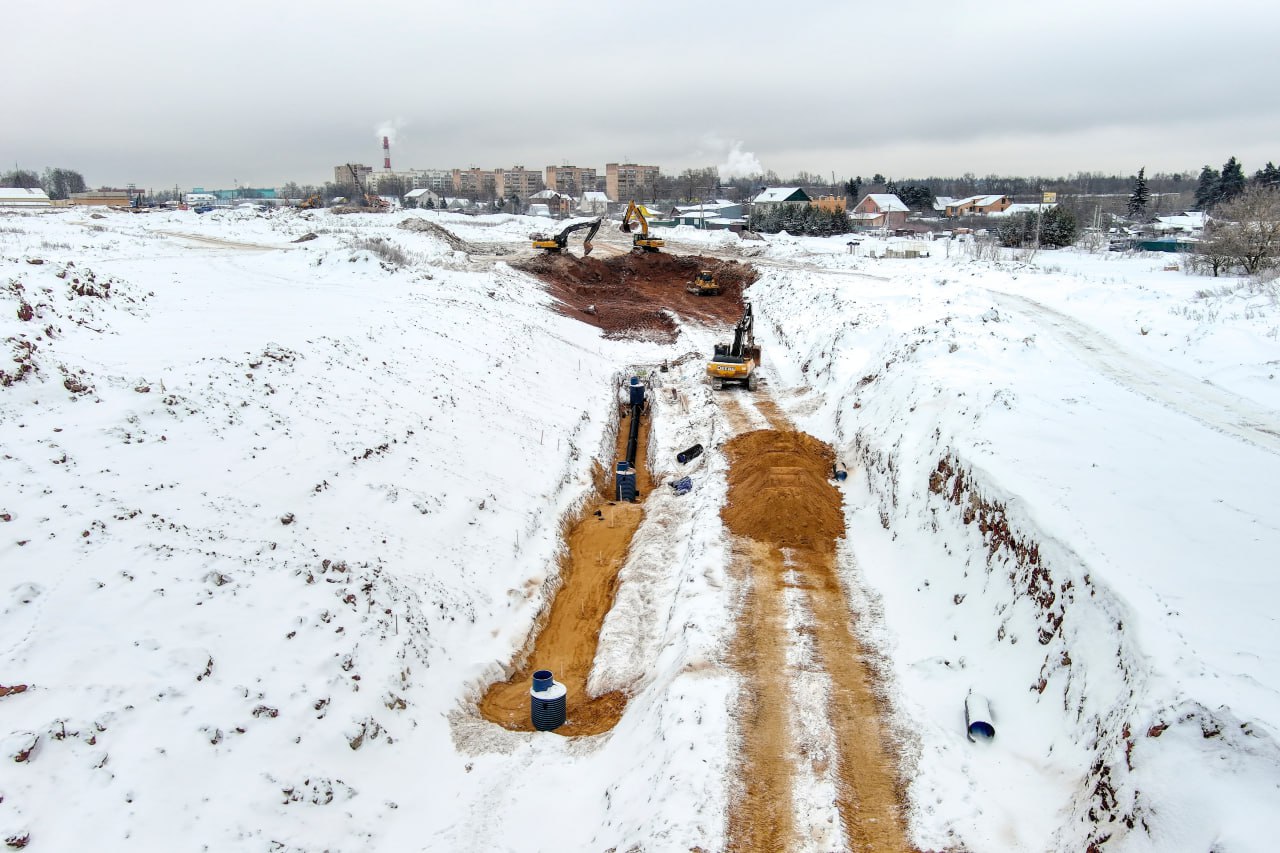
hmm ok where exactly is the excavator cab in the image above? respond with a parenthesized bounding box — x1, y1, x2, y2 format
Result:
(687, 269, 720, 296)
(531, 217, 603, 256)
(620, 200, 664, 253)
(707, 301, 761, 391)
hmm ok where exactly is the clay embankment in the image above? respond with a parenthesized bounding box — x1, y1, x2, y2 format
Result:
(514, 252, 755, 342)
(721, 426, 916, 853)
(478, 407, 652, 736)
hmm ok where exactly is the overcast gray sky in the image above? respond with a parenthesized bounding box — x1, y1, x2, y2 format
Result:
(10, 0, 1280, 190)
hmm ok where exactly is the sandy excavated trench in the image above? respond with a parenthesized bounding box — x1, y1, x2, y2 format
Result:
(721, 423, 917, 853)
(478, 408, 653, 736)
(513, 251, 756, 341)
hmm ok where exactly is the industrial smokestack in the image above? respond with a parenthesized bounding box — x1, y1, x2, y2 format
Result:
(383, 136, 391, 170)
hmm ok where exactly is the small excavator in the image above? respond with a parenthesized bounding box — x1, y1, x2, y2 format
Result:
(619, 200, 664, 253)
(707, 301, 761, 391)
(297, 194, 322, 210)
(687, 269, 720, 296)
(531, 217, 602, 256)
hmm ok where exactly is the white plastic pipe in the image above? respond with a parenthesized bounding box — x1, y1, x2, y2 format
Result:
(966, 692, 995, 742)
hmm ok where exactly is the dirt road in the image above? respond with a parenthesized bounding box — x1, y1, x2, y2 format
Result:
(719, 391, 916, 853)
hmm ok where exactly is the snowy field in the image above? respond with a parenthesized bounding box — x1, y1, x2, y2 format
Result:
(2, 206, 1279, 851)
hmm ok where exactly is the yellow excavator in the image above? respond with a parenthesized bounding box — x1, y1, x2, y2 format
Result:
(531, 217, 603, 256)
(620, 200, 664, 253)
(687, 269, 720, 296)
(298, 194, 322, 210)
(707, 301, 761, 391)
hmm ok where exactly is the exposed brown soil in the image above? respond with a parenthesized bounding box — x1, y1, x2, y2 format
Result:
(721, 430, 843, 551)
(513, 251, 756, 342)
(725, 538, 795, 852)
(722, 421, 916, 853)
(477, 410, 652, 736)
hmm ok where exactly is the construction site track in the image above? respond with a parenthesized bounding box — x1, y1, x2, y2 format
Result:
(719, 391, 917, 853)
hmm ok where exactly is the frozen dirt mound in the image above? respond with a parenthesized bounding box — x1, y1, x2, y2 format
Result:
(513, 252, 757, 341)
(397, 217, 498, 255)
(721, 429, 843, 551)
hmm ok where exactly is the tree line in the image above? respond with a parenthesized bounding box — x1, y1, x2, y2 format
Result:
(1, 167, 88, 199)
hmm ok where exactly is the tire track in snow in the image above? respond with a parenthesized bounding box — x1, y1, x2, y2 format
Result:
(991, 291, 1280, 455)
(719, 393, 916, 852)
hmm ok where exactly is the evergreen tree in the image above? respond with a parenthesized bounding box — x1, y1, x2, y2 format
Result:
(1194, 165, 1220, 209)
(1251, 162, 1279, 188)
(997, 206, 1077, 248)
(1216, 156, 1246, 205)
(1039, 206, 1078, 247)
(872, 173, 886, 186)
(843, 177, 861, 201)
(1127, 167, 1150, 218)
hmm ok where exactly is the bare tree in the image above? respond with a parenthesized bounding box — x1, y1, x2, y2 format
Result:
(1196, 186, 1280, 276)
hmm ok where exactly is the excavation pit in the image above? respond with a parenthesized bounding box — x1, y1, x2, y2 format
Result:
(514, 252, 757, 342)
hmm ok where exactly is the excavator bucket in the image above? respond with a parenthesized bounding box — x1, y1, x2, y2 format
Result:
(619, 221, 633, 233)
(583, 238, 594, 257)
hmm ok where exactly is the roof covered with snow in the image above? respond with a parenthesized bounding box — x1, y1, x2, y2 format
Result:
(862, 194, 909, 212)
(753, 187, 810, 204)
(0, 187, 52, 205)
(948, 194, 1008, 208)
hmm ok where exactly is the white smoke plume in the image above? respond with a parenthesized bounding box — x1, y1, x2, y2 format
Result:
(375, 119, 406, 145)
(718, 141, 763, 180)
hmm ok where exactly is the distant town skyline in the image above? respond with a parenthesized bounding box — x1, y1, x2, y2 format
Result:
(11, 0, 1278, 190)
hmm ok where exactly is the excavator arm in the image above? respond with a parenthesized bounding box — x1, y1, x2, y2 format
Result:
(620, 200, 663, 252)
(619, 200, 648, 236)
(532, 217, 603, 256)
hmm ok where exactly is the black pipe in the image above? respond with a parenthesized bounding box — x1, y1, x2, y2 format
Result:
(625, 402, 641, 466)
(677, 443, 703, 464)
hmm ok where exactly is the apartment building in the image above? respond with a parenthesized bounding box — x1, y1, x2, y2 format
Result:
(367, 169, 453, 193)
(452, 168, 498, 198)
(335, 164, 373, 187)
(545, 165, 597, 195)
(495, 166, 543, 201)
(606, 163, 660, 202)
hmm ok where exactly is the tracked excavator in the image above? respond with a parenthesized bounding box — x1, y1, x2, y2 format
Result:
(619, 200, 664, 253)
(707, 301, 761, 391)
(531, 217, 602, 256)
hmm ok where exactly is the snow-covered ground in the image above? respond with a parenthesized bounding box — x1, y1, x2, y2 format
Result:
(2, 207, 1278, 851)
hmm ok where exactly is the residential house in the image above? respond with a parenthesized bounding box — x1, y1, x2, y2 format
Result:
(852, 194, 909, 229)
(529, 189, 573, 217)
(578, 191, 610, 215)
(987, 202, 1056, 218)
(0, 187, 52, 208)
(810, 195, 847, 214)
(751, 187, 811, 214)
(670, 200, 745, 223)
(404, 188, 442, 208)
(943, 194, 1012, 217)
(1152, 211, 1208, 236)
